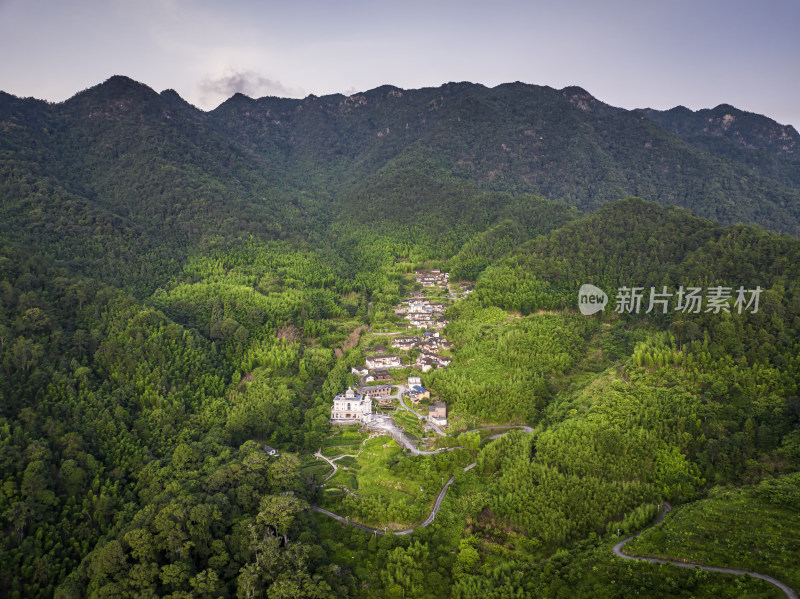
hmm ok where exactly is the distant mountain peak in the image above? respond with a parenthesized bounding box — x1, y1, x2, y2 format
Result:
(93, 75, 157, 97)
(64, 75, 161, 119)
(159, 88, 202, 117)
(560, 85, 592, 96)
(639, 103, 799, 157)
(360, 84, 405, 100)
(560, 85, 598, 111)
(710, 103, 738, 114)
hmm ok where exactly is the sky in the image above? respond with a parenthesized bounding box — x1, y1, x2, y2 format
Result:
(1, 0, 799, 129)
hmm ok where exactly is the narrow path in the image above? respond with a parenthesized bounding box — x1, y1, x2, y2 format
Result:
(613, 502, 798, 599)
(467, 425, 535, 435)
(311, 506, 390, 535)
(314, 438, 369, 482)
(313, 451, 339, 482)
(418, 475, 455, 527)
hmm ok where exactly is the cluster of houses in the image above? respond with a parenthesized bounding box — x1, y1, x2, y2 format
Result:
(365, 354, 403, 369)
(417, 353, 451, 372)
(347, 352, 402, 383)
(415, 270, 449, 288)
(351, 365, 391, 382)
(388, 333, 453, 372)
(395, 297, 449, 330)
(351, 325, 455, 382)
(390, 333, 452, 353)
(330, 269, 456, 430)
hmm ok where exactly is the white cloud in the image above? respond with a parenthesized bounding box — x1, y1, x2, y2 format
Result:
(199, 69, 304, 104)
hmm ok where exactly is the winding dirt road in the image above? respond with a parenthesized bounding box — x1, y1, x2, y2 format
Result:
(315, 434, 797, 599)
(613, 502, 798, 599)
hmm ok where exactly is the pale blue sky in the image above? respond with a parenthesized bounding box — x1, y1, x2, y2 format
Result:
(1, 0, 798, 128)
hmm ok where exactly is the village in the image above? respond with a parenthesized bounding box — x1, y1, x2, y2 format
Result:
(329, 269, 466, 441)
(306, 270, 528, 534)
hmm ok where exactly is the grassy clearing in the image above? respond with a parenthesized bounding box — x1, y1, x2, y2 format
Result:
(321, 429, 368, 456)
(336, 456, 361, 469)
(321, 446, 359, 458)
(320, 435, 472, 528)
(322, 429, 365, 444)
(300, 460, 334, 480)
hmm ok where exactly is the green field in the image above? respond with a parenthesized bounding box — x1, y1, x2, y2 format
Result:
(321, 429, 368, 453)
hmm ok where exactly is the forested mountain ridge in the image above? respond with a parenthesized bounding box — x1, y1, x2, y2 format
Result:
(638, 103, 799, 160)
(472, 197, 800, 313)
(0, 77, 328, 295)
(2, 75, 800, 254)
(203, 78, 800, 233)
(638, 103, 800, 191)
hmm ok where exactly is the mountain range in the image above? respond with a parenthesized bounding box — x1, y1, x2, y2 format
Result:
(2, 77, 798, 290)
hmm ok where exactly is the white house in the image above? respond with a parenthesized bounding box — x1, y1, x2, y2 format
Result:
(391, 337, 419, 351)
(429, 402, 447, 426)
(417, 356, 436, 372)
(435, 355, 451, 368)
(331, 387, 372, 424)
(366, 355, 403, 369)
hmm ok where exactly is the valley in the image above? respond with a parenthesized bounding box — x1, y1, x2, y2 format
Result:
(0, 77, 799, 599)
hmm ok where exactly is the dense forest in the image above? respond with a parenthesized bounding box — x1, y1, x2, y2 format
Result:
(1, 77, 799, 598)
